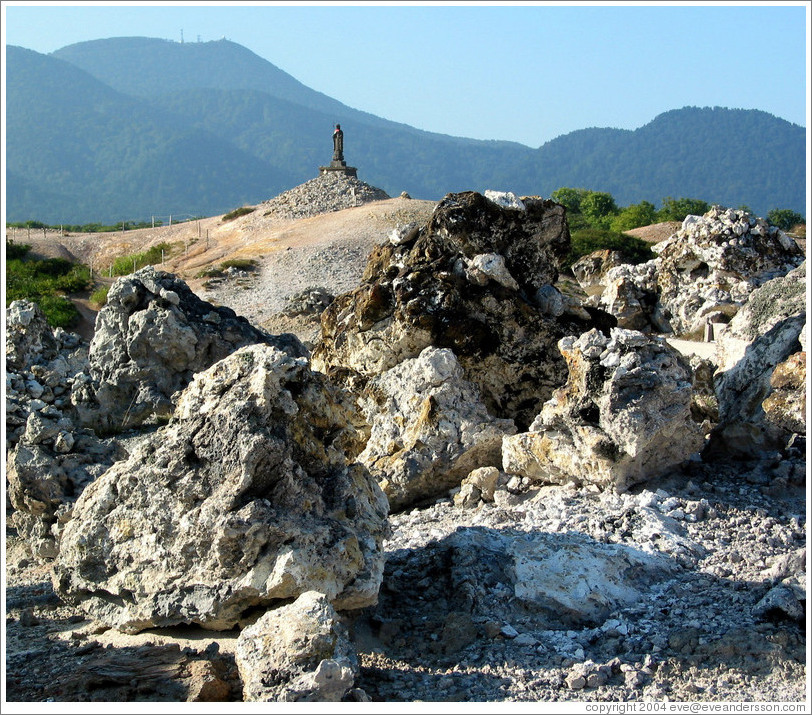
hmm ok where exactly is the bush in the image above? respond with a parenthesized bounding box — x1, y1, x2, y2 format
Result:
(90, 285, 110, 308)
(5, 240, 31, 260)
(566, 228, 655, 268)
(5, 240, 91, 327)
(767, 208, 805, 232)
(220, 258, 258, 272)
(657, 197, 710, 223)
(35, 295, 80, 328)
(222, 206, 255, 222)
(609, 201, 658, 233)
(111, 242, 173, 276)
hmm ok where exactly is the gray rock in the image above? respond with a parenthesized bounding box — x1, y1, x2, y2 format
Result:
(72, 266, 308, 432)
(235, 591, 358, 702)
(752, 586, 804, 622)
(314, 190, 609, 430)
(357, 347, 515, 511)
(53, 344, 389, 633)
(708, 263, 806, 457)
(503, 328, 704, 491)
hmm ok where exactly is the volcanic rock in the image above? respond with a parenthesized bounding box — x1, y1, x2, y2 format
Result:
(235, 591, 358, 702)
(653, 207, 803, 336)
(707, 263, 806, 457)
(312, 190, 608, 430)
(5, 300, 123, 561)
(53, 344, 389, 633)
(502, 328, 704, 491)
(356, 347, 515, 511)
(71, 266, 307, 433)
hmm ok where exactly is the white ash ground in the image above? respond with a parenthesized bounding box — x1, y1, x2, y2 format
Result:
(5, 449, 806, 703)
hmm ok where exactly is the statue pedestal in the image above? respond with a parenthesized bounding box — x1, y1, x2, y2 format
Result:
(319, 160, 357, 178)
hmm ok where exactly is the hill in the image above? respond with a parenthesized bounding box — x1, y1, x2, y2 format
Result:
(4, 37, 806, 223)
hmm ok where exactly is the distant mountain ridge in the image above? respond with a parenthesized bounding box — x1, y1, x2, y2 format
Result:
(5, 37, 806, 224)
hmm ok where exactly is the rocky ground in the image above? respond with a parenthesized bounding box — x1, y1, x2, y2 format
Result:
(4, 453, 807, 702)
(4, 179, 808, 706)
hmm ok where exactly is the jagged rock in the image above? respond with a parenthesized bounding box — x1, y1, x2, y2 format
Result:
(313, 191, 609, 429)
(53, 344, 389, 633)
(762, 351, 806, 435)
(707, 263, 806, 457)
(502, 328, 704, 491)
(454, 466, 500, 507)
(8, 431, 125, 560)
(5, 299, 59, 371)
(592, 209, 803, 336)
(598, 261, 669, 332)
(71, 266, 307, 432)
(572, 249, 627, 297)
(281, 287, 335, 318)
(752, 585, 805, 622)
(235, 591, 357, 702)
(356, 347, 515, 511)
(654, 208, 803, 336)
(5, 300, 123, 561)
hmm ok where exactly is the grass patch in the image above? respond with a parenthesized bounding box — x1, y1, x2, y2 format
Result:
(222, 206, 255, 222)
(111, 242, 173, 276)
(220, 258, 258, 272)
(90, 285, 110, 308)
(5, 239, 91, 328)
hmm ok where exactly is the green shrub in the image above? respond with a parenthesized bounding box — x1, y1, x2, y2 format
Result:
(657, 197, 710, 223)
(90, 285, 110, 307)
(5, 240, 31, 260)
(566, 228, 655, 268)
(222, 206, 255, 222)
(35, 295, 80, 328)
(111, 242, 173, 276)
(5, 240, 90, 327)
(220, 258, 258, 272)
(767, 208, 805, 232)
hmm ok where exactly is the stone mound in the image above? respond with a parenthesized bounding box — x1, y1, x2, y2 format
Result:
(258, 171, 390, 222)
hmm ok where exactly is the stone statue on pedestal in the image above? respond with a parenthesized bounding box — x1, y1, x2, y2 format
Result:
(320, 123, 357, 178)
(332, 124, 344, 163)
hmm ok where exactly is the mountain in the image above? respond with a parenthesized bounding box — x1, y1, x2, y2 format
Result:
(5, 46, 291, 223)
(5, 37, 806, 224)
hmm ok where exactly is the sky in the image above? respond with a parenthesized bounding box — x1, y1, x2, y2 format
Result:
(1, 1, 810, 149)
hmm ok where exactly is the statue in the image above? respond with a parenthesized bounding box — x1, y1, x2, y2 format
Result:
(319, 123, 356, 177)
(332, 124, 344, 163)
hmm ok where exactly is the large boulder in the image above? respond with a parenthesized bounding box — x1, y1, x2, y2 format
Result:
(7, 428, 124, 561)
(591, 208, 803, 337)
(653, 207, 804, 336)
(312, 190, 610, 430)
(53, 344, 389, 633)
(71, 266, 307, 432)
(356, 347, 515, 511)
(502, 328, 704, 491)
(5, 300, 122, 561)
(707, 263, 806, 457)
(235, 591, 358, 702)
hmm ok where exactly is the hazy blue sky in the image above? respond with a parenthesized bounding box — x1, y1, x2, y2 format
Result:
(3, 2, 809, 148)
